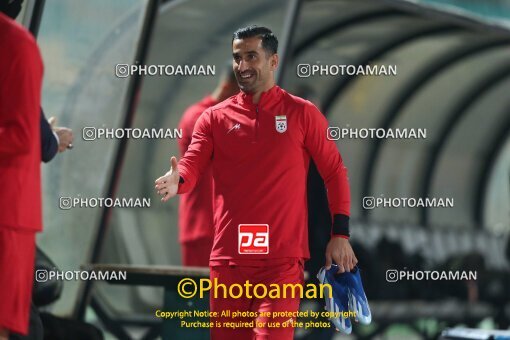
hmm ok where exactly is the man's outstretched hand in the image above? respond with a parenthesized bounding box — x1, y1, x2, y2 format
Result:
(155, 157, 180, 202)
(49, 116, 74, 152)
(325, 237, 358, 273)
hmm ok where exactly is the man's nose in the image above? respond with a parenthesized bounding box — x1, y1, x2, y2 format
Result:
(238, 59, 249, 72)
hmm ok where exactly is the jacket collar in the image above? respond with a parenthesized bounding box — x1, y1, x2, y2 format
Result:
(237, 85, 282, 110)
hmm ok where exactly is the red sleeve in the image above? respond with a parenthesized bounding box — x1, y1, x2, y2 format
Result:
(303, 103, 350, 217)
(177, 106, 197, 158)
(177, 108, 214, 194)
(0, 40, 43, 155)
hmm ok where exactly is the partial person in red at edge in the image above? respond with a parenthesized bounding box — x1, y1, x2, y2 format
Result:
(0, 0, 44, 339)
(178, 64, 239, 267)
(155, 25, 356, 340)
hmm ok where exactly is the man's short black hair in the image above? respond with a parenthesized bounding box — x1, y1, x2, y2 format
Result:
(0, 0, 23, 19)
(232, 25, 278, 56)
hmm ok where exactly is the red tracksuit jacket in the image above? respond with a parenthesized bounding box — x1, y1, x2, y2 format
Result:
(0, 13, 43, 232)
(178, 85, 350, 262)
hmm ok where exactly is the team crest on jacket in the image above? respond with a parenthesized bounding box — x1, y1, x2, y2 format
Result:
(275, 115, 287, 133)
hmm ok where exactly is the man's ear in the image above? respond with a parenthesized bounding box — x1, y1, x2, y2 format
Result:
(271, 53, 279, 71)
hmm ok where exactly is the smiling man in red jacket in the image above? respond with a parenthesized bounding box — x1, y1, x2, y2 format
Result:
(155, 25, 356, 340)
(0, 2, 44, 339)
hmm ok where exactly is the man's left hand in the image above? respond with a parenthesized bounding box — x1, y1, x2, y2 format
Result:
(49, 116, 74, 152)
